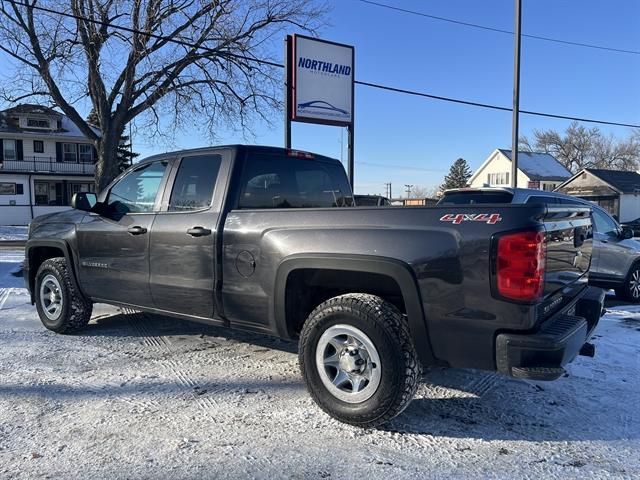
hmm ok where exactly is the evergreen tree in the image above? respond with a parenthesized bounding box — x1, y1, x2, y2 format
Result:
(86, 108, 138, 173)
(116, 135, 139, 172)
(441, 158, 473, 190)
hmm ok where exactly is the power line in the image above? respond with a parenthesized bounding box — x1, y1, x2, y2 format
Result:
(354, 0, 640, 56)
(354, 80, 640, 129)
(356, 160, 442, 172)
(6, 0, 640, 129)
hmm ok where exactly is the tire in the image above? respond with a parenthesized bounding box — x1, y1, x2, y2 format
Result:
(35, 257, 92, 333)
(299, 293, 421, 428)
(615, 263, 640, 303)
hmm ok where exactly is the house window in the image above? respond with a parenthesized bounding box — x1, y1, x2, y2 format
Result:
(27, 118, 50, 128)
(0, 183, 16, 195)
(68, 182, 95, 204)
(35, 181, 65, 206)
(33, 140, 44, 153)
(62, 143, 77, 162)
(542, 183, 557, 191)
(487, 172, 510, 186)
(78, 144, 93, 163)
(3, 139, 16, 161)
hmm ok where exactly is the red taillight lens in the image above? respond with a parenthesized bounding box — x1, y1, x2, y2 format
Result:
(496, 230, 546, 302)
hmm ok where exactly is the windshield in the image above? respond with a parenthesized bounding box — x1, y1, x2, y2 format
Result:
(438, 191, 514, 205)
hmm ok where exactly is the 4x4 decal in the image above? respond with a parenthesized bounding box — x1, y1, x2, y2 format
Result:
(440, 213, 503, 225)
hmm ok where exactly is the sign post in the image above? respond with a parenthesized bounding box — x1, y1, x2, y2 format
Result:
(284, 35, 293, 149)
(286, 34, 355, 187)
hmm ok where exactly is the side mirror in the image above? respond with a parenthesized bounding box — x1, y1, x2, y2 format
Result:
(71, 192, 97, 212)
(621, 226, 633, 240)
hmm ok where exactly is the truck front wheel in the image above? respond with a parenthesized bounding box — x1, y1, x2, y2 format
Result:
(299, 293, 421, 428)
(35, 257, 92, 333)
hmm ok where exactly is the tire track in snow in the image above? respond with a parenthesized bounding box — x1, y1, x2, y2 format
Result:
(0, 288, 13, 311)
(465, 372, 501, 397)
(122, 308, 219, 415)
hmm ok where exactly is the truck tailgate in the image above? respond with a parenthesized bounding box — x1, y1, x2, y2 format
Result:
(542, 206, 592, 298)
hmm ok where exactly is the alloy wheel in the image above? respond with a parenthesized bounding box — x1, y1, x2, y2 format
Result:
(315, 324, 382, 403)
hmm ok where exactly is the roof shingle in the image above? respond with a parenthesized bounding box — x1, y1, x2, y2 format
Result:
(584, 169, 640, 194)
(499, 149, 572, 181)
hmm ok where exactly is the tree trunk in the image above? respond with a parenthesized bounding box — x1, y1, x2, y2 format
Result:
(95, 133, 123, 193)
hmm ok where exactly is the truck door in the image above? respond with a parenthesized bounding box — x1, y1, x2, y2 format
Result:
(149, 153, 226, 318)
(76, 160, 170, 307)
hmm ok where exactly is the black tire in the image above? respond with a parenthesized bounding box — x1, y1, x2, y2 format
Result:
(615, 263, 640, 303)
(35, 257, 92, 333)
(299, 293, 421, 428)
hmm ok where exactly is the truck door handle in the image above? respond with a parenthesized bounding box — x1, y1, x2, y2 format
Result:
(187, 226, 211, 237)
(127, 225, 147, 235)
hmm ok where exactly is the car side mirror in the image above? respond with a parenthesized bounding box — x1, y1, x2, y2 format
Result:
(71, 192, 97, 212)
(621, 226, 633, 240)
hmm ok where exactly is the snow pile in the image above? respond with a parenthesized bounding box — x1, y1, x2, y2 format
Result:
(0, 226, 28, 241)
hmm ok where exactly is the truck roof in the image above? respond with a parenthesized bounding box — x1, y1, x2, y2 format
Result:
(139, 144, 342, 166)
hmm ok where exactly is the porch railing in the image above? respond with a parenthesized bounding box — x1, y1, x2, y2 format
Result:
(0, 156, 95, 175)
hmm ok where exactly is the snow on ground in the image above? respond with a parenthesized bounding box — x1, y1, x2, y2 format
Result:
(0, 250, 638, 479)
(0, 226, 28, 241)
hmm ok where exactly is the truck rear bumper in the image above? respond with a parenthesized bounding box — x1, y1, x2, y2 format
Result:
(495, 286, 605, 381)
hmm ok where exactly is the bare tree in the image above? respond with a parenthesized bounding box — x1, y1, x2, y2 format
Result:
(0, 0, 325, 190)
(408, 185, 439, 199)
(520, 121, 640, 173)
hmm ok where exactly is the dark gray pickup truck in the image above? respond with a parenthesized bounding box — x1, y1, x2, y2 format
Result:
(25, 145, 605, 427)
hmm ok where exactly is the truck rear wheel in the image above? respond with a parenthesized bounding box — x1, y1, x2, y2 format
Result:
(35, 257, 92, 333)
(299, 293, 421, 428)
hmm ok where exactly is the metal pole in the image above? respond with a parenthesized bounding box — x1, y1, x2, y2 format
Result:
(347, 125, 354, 190)
(347, 46, 355, 190)
(284, 35, 292, 149)
(405, 184, 413, 198)
(511, 0, 522, 188)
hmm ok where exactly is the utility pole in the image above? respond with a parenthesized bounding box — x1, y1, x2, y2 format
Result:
(511, 0, 522, 188)
(404, 184, 413, 198)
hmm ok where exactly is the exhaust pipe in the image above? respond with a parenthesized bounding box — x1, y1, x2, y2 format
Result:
(579, 342, 595, 358)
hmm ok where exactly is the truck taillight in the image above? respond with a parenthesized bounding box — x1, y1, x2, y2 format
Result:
(287, 149, 315, 159)
(496, 230, 546, 302)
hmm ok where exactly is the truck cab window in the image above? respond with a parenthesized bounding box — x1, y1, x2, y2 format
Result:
(107, 161, 168, 214)
(169, 155, 221, 211)
(238, 155, 354, 209)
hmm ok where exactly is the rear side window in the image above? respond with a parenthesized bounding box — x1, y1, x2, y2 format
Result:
(169, 155, 221, 211)
(238, 155, 354, 209)
(438, 192, 513, 205)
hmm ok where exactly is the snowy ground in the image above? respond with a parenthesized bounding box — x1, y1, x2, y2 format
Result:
(0, 226, 28, 241)
(0, 248, 638, 479)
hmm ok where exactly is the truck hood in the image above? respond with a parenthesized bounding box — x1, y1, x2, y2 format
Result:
(30, 209, 87, 229)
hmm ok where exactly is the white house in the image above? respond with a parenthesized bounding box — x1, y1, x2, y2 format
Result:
(468, 149, 571, 191)
(0, 104, 97, 225)
(556, 169, 640, 222)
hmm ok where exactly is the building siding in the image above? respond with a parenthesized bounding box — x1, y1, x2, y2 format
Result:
(469, 151, 530, 188)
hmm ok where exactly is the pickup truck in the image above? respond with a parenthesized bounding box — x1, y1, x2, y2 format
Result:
(25, 145, 605, 427)
(440, 187, 640, 301)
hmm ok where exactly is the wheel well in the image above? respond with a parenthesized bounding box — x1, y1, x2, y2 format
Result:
(284, 268, 406, 337)
(28, 246, 66, 293)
